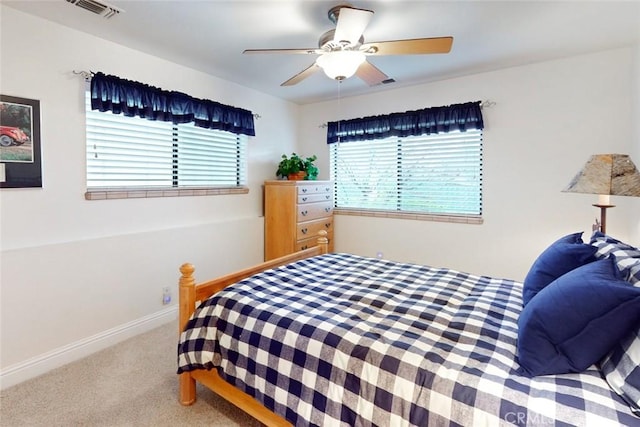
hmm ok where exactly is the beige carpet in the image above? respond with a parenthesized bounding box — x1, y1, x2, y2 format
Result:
(0, 322, 263, 426)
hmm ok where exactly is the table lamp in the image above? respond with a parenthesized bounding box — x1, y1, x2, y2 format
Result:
(563, 154, 640, 234)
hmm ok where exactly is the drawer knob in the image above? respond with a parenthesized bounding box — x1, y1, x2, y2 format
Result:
(325, 223, 331, 229)
(301, 210, 308, 216)
(302, 197, 308, 202)
(302, 188, 307, 193)
(326, 187, 330, 191)
(301, 245, 308, 250)
(301, 228, 308, 234)
(325, 195, 330, 200)
(324, 207, 331, 212)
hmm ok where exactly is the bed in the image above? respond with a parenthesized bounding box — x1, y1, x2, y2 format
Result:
(177, 230, 640, 426)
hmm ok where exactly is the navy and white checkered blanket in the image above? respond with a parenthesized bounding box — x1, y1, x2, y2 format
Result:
(177, 253, 637, 426)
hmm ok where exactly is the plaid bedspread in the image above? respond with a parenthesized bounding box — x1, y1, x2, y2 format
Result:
(177, 253, 637, 426)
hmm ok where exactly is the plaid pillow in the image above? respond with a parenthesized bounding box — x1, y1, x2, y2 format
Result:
(590, 232, 640, 285)
(601, 329, 640, 415)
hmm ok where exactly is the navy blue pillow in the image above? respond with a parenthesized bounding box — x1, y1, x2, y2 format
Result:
(522, 232, 597, 306)
(517, 258, 640, 377)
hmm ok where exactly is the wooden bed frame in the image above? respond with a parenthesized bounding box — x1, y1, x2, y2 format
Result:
(178, 231, 329, 427)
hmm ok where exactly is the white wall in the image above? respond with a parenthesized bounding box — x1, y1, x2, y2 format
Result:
(299, 47, 638, 280)
(632, 43, 640, 243)
(0, 6, 298, 386)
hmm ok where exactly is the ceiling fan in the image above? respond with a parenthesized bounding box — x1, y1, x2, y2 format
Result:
(243, 4, 453, 87)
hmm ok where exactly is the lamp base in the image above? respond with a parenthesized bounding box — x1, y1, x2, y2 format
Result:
(592, 203, 615, 234)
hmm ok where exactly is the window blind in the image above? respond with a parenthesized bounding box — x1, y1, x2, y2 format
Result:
(85, 92, 246, 189)
(174, 124, 246, 187)
(330, 130, 483, 216)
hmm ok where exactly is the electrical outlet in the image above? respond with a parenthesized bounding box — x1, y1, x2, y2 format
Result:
(162, 287, 171, 305)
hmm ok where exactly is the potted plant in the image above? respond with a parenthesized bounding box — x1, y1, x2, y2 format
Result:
(276, 153, 318, 180)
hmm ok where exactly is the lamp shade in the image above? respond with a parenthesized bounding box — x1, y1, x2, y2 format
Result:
(563, 154, 640, 197)
(316, 51, 366, 81)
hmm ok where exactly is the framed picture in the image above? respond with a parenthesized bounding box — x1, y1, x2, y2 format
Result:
(0, 95, 42, 188)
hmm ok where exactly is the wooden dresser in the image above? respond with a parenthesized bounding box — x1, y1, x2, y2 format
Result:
(264, 180, 334, 261)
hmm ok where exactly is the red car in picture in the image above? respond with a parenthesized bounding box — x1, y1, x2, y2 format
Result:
(0, 126, 29, 146)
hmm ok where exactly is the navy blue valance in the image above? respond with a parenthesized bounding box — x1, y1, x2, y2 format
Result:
(90, 72, 255, 136)
(326, 101, 483, 144)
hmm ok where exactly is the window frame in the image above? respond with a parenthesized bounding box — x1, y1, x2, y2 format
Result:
(329, 130, 483, 224)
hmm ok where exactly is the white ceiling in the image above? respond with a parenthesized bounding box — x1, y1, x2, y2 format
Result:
(4, 0, 640, 105)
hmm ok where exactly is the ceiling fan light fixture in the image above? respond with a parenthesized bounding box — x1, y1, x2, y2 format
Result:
(316, 50, 366, 81)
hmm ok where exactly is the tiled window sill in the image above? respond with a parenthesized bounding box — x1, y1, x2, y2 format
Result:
(334, 208, 483, 224)
(85, 186, 249, 200)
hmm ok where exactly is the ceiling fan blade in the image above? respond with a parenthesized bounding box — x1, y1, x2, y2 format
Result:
(364, 37, 453, 55)
(281, 63, 320, 86)
(333, 7, 374, 46)
(356, 60, 389, 86)
(243, 48, 321, 55)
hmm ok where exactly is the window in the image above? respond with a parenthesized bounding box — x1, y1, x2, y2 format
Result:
(85, 92, 247, 197)
(330, 129, 483, 219)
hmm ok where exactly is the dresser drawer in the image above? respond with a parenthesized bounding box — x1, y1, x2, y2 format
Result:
(297, 201, 333, 222)
(296, 217, 333, 241)
(295, 231, 333, 252)
(297, 183, 333, 196)
(298, 192, 332, 204)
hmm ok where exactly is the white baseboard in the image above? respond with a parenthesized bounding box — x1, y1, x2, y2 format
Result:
(0, 305, 178, 390)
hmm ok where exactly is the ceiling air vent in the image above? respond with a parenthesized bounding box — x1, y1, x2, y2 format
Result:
(66, 0, 123, 19)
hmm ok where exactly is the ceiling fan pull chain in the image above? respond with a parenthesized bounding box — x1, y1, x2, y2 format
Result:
(338, 80, 342, 144)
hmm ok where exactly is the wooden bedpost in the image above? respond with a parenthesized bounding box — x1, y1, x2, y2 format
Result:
(176, 240, 327, 413)
(317, 230, 329, 254)
(178, 263, 197, 406)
